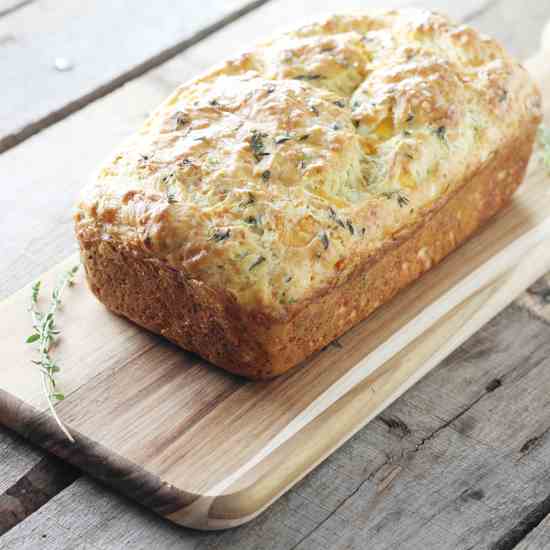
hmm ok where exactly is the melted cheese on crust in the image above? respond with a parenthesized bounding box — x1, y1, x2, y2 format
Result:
(75, 9, 541, 316)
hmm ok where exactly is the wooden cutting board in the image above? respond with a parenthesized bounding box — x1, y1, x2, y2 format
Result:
(2, 29, 550, 531)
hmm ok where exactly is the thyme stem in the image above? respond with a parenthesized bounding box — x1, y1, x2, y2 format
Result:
(27, 265, 79, 443)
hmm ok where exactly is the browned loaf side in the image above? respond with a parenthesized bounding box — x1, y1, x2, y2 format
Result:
(76, 9, 542, 378)
(80, 131, 536, 379)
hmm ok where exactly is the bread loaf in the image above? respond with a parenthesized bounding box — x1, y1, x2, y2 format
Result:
(75, 9, 542, 378)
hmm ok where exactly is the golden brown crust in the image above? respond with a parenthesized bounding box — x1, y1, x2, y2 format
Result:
(75, 9, 542, 320)
(80, 130, 536, 379)
(75, 9, 542, 378)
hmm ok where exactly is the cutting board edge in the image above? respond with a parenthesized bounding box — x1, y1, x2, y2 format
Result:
(0, 387, 204, 522)
(2, 215, 550, 530)
(2, 22, 550, 530)
(0, 353, 443, 530)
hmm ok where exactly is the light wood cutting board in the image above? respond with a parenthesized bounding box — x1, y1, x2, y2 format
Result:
(2, 27, 550, 531)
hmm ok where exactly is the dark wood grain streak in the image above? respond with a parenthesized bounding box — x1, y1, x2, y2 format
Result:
(491, 492, 550, 550)
(0, 389, 198, 519)
(514, 513, 550, 550)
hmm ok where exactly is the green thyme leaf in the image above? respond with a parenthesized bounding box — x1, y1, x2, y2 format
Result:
(380, 190, 409, 208)
(31, 281, 41, 305)
(397, 194, 410, 208)
(173, 111, 189, 130)
(293, 74, 323, 81)
(250, 130, 270, 162)
(275, 134, 292, 145)
(249, 255, 266, 271)
(328, 207, 345, 229)
(435, 125, 446, 140)
(240, 193, 256, 207)
(211, 228, 231, 242)
(319, 231, 330, 250)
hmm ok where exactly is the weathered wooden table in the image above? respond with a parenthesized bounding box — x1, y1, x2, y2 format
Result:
(2, 1, 550, 548)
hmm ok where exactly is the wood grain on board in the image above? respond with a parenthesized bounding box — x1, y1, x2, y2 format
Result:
(4, 304, 550, 548)
(3, 0, 550, 546)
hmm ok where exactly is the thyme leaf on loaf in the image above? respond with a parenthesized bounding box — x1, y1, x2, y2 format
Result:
(26, 265, 79, 442)
(250, 130, 270, 162)
(380, 190, 410, 207)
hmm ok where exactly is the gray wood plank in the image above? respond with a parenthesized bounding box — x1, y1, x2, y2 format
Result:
(3, 306, 550, 549)
(465, 0, 550, 60)
(0, 478, 201, 550)
(289, 306, 550, 550)
(0, 431, 43, 494)
(2, 0, 550, 548)
(0, 427, 78, 536)
(0, 454, 79, 536)
(0, 0, 268, 153)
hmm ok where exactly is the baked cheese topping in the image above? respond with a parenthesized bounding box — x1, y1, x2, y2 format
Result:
(75, 9, 541, 315)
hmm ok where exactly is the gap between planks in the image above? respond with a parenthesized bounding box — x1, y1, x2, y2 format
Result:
(492, 492, 550, 550)
(0, 0, 34, 18)
(0, 454, 79, 537)
(0, 0, 272, 154)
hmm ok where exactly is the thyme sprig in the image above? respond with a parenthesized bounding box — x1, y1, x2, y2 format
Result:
(381, 190, 409, 208)
(250, 130, 270, 162)
(27, 265, 79, 442)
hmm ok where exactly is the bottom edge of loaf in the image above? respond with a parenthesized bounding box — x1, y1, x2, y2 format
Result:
(79, 133, 535, 379)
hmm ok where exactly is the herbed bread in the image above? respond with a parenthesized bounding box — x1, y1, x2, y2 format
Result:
(75, 9, 542, 379)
